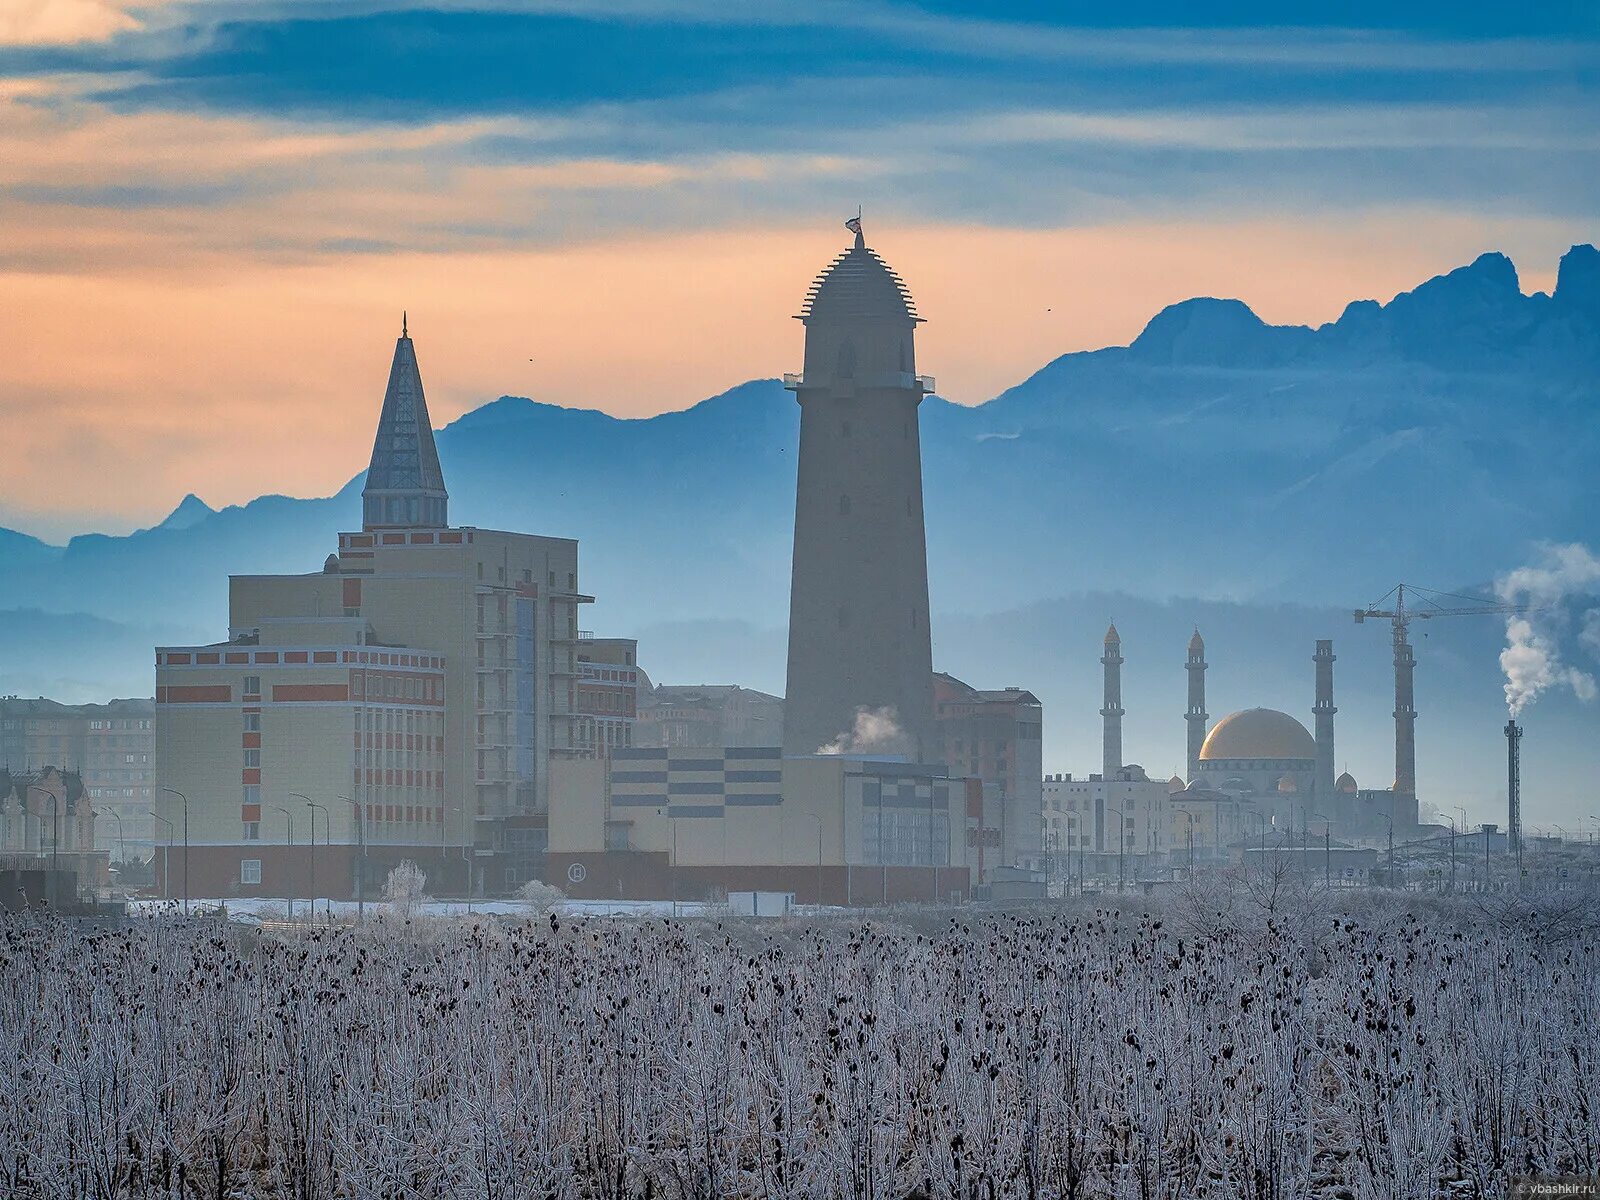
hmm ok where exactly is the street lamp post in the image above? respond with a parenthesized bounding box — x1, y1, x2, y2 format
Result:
(26, 783, 60, 909)
(1443, 816, 1457, 893)
(1312, 812, 1331, 888)
(96, 810, 126, 879)
(291, 794, 326, 920)
(148, 811, 174, 902)
(1107, 806, 1127, 894)
(269, 805, 295, 921)
(158, 787, 189, 916)
(1174, 809, 1195, 880)
(338, 795, 365, 921)
(1245, 811, 1268, 873)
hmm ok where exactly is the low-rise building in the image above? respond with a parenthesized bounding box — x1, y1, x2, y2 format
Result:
(1042, 768, 1170, 884)
(548, 748, 969, 905)
(0, 766, 106, 889)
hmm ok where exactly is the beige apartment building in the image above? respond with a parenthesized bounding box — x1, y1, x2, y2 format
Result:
(154, 323, 588, 899)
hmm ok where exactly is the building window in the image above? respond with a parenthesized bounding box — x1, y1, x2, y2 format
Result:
(242, 749, 260, 767)
(243, 785, 261, 805)
(240, 859, 262, 885)
(244, 675, 261, 696)
(839, 494, 851, 516)
(243, 821, 260, 841)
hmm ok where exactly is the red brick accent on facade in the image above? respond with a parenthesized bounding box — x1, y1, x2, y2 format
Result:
(271, 684, 350, 702)
(159, 685, 232, 703)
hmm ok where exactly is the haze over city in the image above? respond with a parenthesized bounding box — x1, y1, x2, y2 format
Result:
(3, 7, 1600, 1195)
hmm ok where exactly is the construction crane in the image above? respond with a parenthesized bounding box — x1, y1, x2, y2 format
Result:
(1354, 583, 1529, 801)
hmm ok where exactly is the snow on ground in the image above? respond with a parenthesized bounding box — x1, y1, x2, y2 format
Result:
(126, 896, 746, 921)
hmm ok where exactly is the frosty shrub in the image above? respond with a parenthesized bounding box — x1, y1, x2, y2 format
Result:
(1, 885, 1597, 1198)
(515, 878, 565, 913)
(381, 859, 431, 919)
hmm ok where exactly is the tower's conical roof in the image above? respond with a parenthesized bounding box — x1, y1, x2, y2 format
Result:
(362, 316, 448, 529)
(1104, 622, 1121, 645)
(798, 227, 921, 326)
(1189, 628, 1205, 652)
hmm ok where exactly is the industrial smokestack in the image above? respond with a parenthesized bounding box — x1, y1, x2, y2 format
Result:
(1505, 719, 1522, 857)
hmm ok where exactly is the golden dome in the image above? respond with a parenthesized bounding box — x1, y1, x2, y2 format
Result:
(1199, 708, 1317, 761)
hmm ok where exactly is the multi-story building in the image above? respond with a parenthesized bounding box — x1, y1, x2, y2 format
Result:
(0, 697, 155, 861)
(82, 700, 156, 861)
(155, 321, 589, 899)
(635, 683, 784, 749)
(574, 636, 638, 759)
(156, 619, 449, 900)
(932, 674, 1044, 867)
(1042, 769, 1170, 885)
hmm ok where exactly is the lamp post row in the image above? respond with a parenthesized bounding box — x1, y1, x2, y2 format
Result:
(140, 788, 372, 921)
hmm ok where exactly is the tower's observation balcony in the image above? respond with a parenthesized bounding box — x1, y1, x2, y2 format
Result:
(783, 372, 935, 393)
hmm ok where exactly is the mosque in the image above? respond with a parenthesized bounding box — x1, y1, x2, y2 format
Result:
(1101, 625, 1411, 841)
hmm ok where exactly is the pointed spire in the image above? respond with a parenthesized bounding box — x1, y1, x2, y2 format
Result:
(362, 321, 448, 530)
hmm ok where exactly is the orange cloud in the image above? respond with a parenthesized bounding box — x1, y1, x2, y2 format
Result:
(0, 0, 161, 45)
(0, 212, 1570, 538)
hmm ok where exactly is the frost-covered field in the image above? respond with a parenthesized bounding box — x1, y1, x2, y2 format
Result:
(2, 887, 1597, 1198)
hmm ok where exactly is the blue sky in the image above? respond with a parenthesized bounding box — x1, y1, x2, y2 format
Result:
(0, 0, 1596, 534)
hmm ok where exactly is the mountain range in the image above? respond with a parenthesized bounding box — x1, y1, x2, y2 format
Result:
(3, 243, 1598, 815)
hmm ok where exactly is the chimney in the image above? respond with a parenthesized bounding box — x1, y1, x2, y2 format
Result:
(1505, 719, 1522, 857)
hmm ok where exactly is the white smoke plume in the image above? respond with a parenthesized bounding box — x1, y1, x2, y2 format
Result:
(816, 705, 905, 755)
(1494, 543, 1600, 716)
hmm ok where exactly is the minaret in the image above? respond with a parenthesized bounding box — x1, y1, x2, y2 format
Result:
(1313, 639, 1337, 813)
(362, 313, 449, 530)
(1100, 624, 1124, 778)
(1185, 629, 1208, 783)
(782, 221, 934, 759)
(1393, 623, 1417, 797)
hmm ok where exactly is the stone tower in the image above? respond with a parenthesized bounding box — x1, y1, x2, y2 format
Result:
(1100, 624, 1124, 777)
(363, 314, 449, 531)
(782, 223, 934, 759)
(1185, 629, 1208, 783)
(1312, 639, 1337, 810)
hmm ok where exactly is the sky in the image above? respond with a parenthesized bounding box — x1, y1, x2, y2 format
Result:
(2, 0, 1598, 538)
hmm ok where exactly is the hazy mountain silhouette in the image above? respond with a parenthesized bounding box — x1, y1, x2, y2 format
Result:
(3, 244, 1597, 790)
